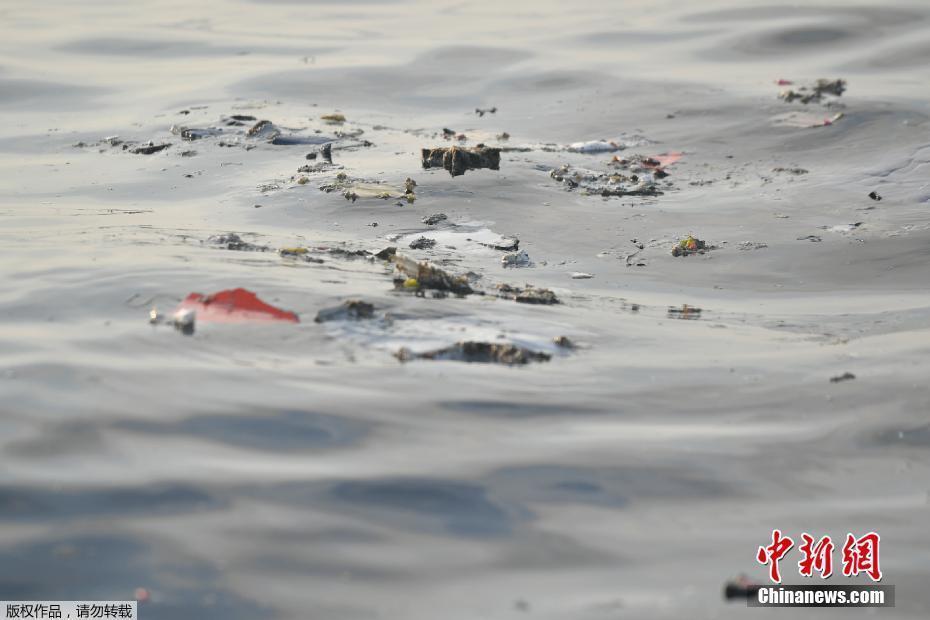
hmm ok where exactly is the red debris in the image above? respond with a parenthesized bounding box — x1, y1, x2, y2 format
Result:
(649, 151, 683, 168)
(175, 288, 299, 324)
(776, 79, 793, 86)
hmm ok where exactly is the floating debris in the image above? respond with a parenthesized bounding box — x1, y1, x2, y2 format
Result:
(723, 575, 761, 602)
(667, 304, 702, 319)
(868, 191, 882, 201)
(496, 284, 559, 305)
(229, 114, 256, 122)
(571, 272, 594, 279)
(738, 241, 768, 251)
(771, 111, 844, 128)
(821, 222, 862, 233)
(131, 142, 170, 155)
(315, 300, 375, 323)
(321, 113, 346, 124)
(320, 173, 415, 203)
(502, 250, 532, 268)
(409, 236, 437, 250)
(175, 288, 299, 324)
(206, 233, 270, 252)
(610, 152, 683, 177)
(175, 126, 223, 141)
(393, 255, 473, 295)
(568, 140, 624, 153)
(480, 236, 519, 251)
(421, 145, 501, 177)
(797, 235, 823, 242)
(671, 235, 711, 257)
(246, 120, 279, 139)
(172, 308, 196, 335)
(396, 341, 551, 365)
(772, 167, 808, 175)
(553, 335, 575, 348)
(550, 164, 661, 197)
(830, 372, 856, 383)
(779, 78, 846, 104)
(475, 106, 497, 117)
(278, 247, 324, 263)
(422, 213, 448, 226)
(375, 246, 397, 261)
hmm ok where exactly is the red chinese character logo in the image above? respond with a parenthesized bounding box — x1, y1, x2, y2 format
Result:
(798, 533, 834, 578)
(757, 529, 794, 583)
(842, 532, 882, 581)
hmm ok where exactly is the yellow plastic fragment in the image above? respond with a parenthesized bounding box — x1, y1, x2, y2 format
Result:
(403, 278, 419, 288)
(321, 113, 346, 123)
(280, 247, 308, 256)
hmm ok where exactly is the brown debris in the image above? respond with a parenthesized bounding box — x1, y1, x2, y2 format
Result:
(393, 255, 474, 295)
(421, 145, 501, 177)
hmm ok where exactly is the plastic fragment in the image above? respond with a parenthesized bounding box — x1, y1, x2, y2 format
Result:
(174, 288, 299, 324)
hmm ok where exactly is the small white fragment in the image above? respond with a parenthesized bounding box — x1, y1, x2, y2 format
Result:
(172, 308, 196, 335)
(571, 272, 594, 279)
(568, 140, 621, 153)
(502, 250, 533, 268)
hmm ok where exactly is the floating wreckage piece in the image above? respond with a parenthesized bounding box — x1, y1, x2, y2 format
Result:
(170, 124, 224, 141)
(868, 191, 882, 201)
(830, 372, 856, 383)
(319, 173, 416, 203)
(393, 225, 517, 254)
(610, 152, 682, 177)
(778, 78, 847, 105)
(409, 236, 437, 250)
(375, 246, 397, 260)
(421, 145, 501, 177)
(421, 213, 448, 225)
(278, 247, 325, 263)
(171, 308, 196, 335)
(174, 288, 299, 324)
(392, 255, 474, 295)
(550, 164, 662, 197)
(567, 140, 625, 153)
(671, 235, 713, 257)
(667, 304, 702, 319)
(771, 111, 844, 128)
(205, 233, 270, 252)
(502, 250, 532, 268)
(723, 575, 762, 602)
(474, 106, 497, 117)
(320, 112, 346, 124)
(247, 119, 279, 139)
(131, 142, 171, 155)
(395, 341, 551, 365)
(314, 300, 375, 323)
(495, 284, 559, 305)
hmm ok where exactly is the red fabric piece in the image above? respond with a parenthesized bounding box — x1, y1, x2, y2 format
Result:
(650, 151, 683, 167)
(176, 288, 299, 323)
